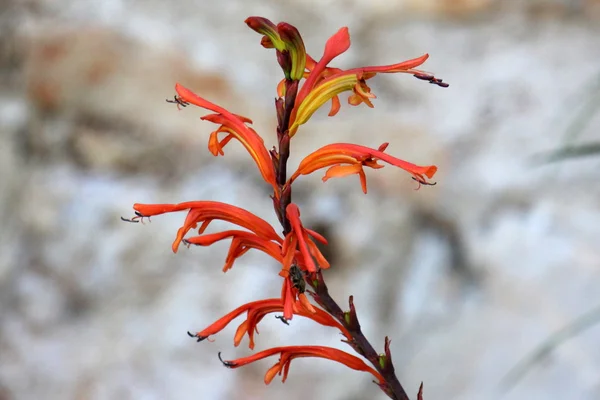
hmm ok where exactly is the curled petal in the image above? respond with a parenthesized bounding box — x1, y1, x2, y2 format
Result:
(290, 50, 444, 134)
(190, 299, 277, 342)
(296, 27, 351, 106)
(184, 230, 284, 272)
(245, 17, 285, 51)
(277, 22, 307, 81)
(132, 201, 282, 253)
(285, 203, 330, 273)
(289, 74, 358, 136)
(290, 143, 437, 193)
(174, 83, 277, 188)
(219, 346, 384, 385)
(189, 298, 351, 349)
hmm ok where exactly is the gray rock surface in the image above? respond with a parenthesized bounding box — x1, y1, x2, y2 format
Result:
(1, 1, 600, 399)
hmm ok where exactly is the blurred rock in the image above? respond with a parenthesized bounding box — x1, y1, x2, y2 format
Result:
(1, 1, 600, 400)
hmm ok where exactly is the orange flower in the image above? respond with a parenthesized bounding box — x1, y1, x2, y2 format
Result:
(184, 230, 283, 272)
(290, 142, 438, 193)
(187, 298, 352, 349)
(283, 203, 330, 274)
(286, 26, 446, 135)
(173, 83, 277, 188)
(130, 201, 282, 253)
(219, 346, 384, 385)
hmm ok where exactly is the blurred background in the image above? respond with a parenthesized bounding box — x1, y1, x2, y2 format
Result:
(1, 0, 600, 399)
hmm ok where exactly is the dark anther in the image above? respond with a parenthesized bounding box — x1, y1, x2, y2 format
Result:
(218, 352, 236, 368)
(121, 211, 151, 224)
(412, 177, 437, 186)
(166, 96, 190, 110)
(413, 73, 434, 81)
(275, 315, 290, 325)
(187, 331, 206, 342)
(413, 74, 449, 88)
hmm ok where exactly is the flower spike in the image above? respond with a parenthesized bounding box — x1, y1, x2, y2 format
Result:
(219, 346, 384, 385)
(290, 143, 438, 193)
(173, 83, 277, 188)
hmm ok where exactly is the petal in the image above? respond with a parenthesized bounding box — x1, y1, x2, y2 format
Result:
(185, 230, 284, 271)
(264, 362, 282, 384)
(174, 84, 277, 188)
(328, 95, 341, 117)
(290, 73, 358, 135)
(133, 201, 282, 253)
(245, 17, 285, 51)
(323, 164, 363, 181)
(191, 299, 279, 341)
(296, 27, 351, 105)
(285, 203, 319, 273)
(290, 143, 437, 187)
(220, 346, 384, 384)
(277, 22, 307, 81)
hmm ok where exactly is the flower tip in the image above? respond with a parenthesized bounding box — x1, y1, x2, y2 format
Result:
(425, 165, 438, 179)
(218, 352, 236, 368)
(187, 331, 208, 343)
(325, 26, 351, 57)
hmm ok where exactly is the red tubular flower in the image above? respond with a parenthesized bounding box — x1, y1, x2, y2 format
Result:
(286, 26, 445, 136)
(289, 142, 438, 193)
(219, 346, 384, 385)
(131, 201, 282, 253)
(283, 203, 330, 274)
(187, 298, 352, 349)
(173, 83, 277, 189)
(234, 297, 350, 349)
(184, 230, 284, 272)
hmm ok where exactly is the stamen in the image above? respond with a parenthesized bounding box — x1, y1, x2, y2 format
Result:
(413, 73, 449, 88)
(187, 331, 208, 343)
(120, 211, 151, 224)
(166, 95, 190, 110)
(411, 176, 437, 190)
(218, 352, 236, 368)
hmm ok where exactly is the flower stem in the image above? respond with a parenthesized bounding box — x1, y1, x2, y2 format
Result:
(274, 78, 411, 400)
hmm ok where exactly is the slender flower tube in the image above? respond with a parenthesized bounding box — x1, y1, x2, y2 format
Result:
(173, 83, 277, 189)
(289, 54, 436, 135)
(285, 24, 446, 136)
(131, 201, 282, 253)
(219, 346, 384, 385)
(187, 298, 351, 348)
(183, 230, 284, 272)
(289, 142, 438, 193)
(283, 203, 330, 274)
(233, 298, 350, 348)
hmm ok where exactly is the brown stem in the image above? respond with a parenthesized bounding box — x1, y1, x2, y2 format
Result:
(307, 272, 409, 400)
(276, 79, 298, 235)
